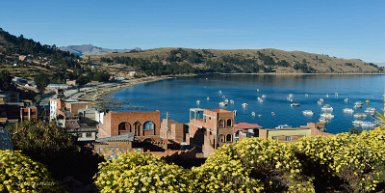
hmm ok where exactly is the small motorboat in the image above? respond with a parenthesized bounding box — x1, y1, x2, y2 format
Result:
(352, 120, 363, 127)
(290, 103, 300, 107)
(196, 100, 200, 105)
(303, 110, 314, 116)
(206, 96, 210, 101)
(219, 101, 227, 107)
(353, 113, 367, 119)
(320, 113, 334, 119)
(241, 103, 248, 108)
(229, 99, 235, 105)
(276, 124, 290, 129)
(364, 107, 376, 115)
(361, 121, 376, 128)
(257, 97, 264, 103)
(251, 112, 256, 117)
(343, 108, 354, 114)
(344, 98, 349, 103)
(321, 104, 333, 112)
(354, 101, 363, 109)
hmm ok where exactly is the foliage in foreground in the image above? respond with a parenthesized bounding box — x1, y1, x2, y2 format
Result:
(95, 128, 385, 193)
(95, 153, 191, 193)
(9, 121, 103, 192)
(0, 150, 63, 193)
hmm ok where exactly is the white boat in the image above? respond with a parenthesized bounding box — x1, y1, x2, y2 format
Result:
(305, 93, 309, 98)
(196, 100, 200, 105)
(287, 94, 294, 102)
(276, 124, 290, 129)
(344, 98, 349, 103)
(229, 99, 234, 105)
(354, 101, 363, 109)
(219, 101, 227, 107)
(319, 117, 329, 123)
(224, 99, 229, 104)
(302, 110, 314, 116)
(317, 98, 324, 105)
(364, 107, 376, 115)
(326, 94, 329, 98)
(352, 120, 363, 127)
(218, 90, 222, 95)
(335, 92, 339, 97)
(261, 94, 267, 99)
(290, 103, 300, 107)
(257, 97, 264, 103)
(361, 121, 376, 128)
(251, 112, 256, 117)
(271, 112, 276, 116)
(320, 113, 334, 119)
(206, 97, 210, 101)
(241, 103, 248, 108)
(321, 104, 333, 112)
(353, 113, 367, 119)
(233, 110, 237, 116)
(343, 108, 354, 114)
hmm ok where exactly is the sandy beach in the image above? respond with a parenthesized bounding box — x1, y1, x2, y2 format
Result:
(64, 76, 172, 102)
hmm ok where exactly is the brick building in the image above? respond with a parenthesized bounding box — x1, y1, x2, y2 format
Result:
(187, 108, 235, 157)
(97, 110, 161, 139)
(160, 117, 187, 144)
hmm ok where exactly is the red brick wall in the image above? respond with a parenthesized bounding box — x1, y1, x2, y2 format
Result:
(99, 111, 160, 138)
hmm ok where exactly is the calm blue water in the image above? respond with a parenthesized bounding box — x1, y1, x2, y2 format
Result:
(104, 74, 385, 134)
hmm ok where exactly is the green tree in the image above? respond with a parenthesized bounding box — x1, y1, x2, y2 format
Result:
(34, 72, 50, 92)
(0, 70, 14, 91)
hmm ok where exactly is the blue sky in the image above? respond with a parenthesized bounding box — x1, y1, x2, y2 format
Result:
(1, 0, 384, 62)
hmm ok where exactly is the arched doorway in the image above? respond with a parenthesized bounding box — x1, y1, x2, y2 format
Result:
(133, 121, 141, 136)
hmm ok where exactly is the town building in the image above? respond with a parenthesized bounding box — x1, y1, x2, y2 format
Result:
(20, 107, 38, 122)
(160, 115, 188, 144)
(97, 110, 161, 139)
(187, 108, 235, 157)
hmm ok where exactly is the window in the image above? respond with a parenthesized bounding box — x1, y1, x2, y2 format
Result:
(86, 132, 92, 138)
(227, 119, 232, 127)
(143, 121, 155, 130)
(285, 136, 292, 141)
(226, 134, 232, 142)
(219, 119, 225, 128)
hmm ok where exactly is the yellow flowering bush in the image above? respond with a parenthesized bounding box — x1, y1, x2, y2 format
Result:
(297, 129, 385, 192)
(192, 138, 314, 193)
(95, 129, 385, 193)
(0, 150, 63, 193)
(95, 153, 192, 193)
(192, 144, 264, 193)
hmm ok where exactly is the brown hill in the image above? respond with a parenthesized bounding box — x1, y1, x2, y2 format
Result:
(87, 48, 381, 77)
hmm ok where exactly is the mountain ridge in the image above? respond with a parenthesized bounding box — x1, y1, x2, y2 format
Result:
(59, 44, 133, 56)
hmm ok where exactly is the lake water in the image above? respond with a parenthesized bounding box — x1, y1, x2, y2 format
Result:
(104, 74, 385, 134)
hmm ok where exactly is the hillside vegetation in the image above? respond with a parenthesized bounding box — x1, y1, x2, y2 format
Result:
(0, 28, 110, 91)
(88, 47, 382, 77)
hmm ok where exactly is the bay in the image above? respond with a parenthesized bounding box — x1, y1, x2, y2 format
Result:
(104, 74, 385, 134)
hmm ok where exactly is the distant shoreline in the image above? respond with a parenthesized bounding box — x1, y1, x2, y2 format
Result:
(71, 72, 384, 103)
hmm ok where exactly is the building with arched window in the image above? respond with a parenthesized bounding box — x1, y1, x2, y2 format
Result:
(187, 108, 235, 157)
(98, 110, 160, 138)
